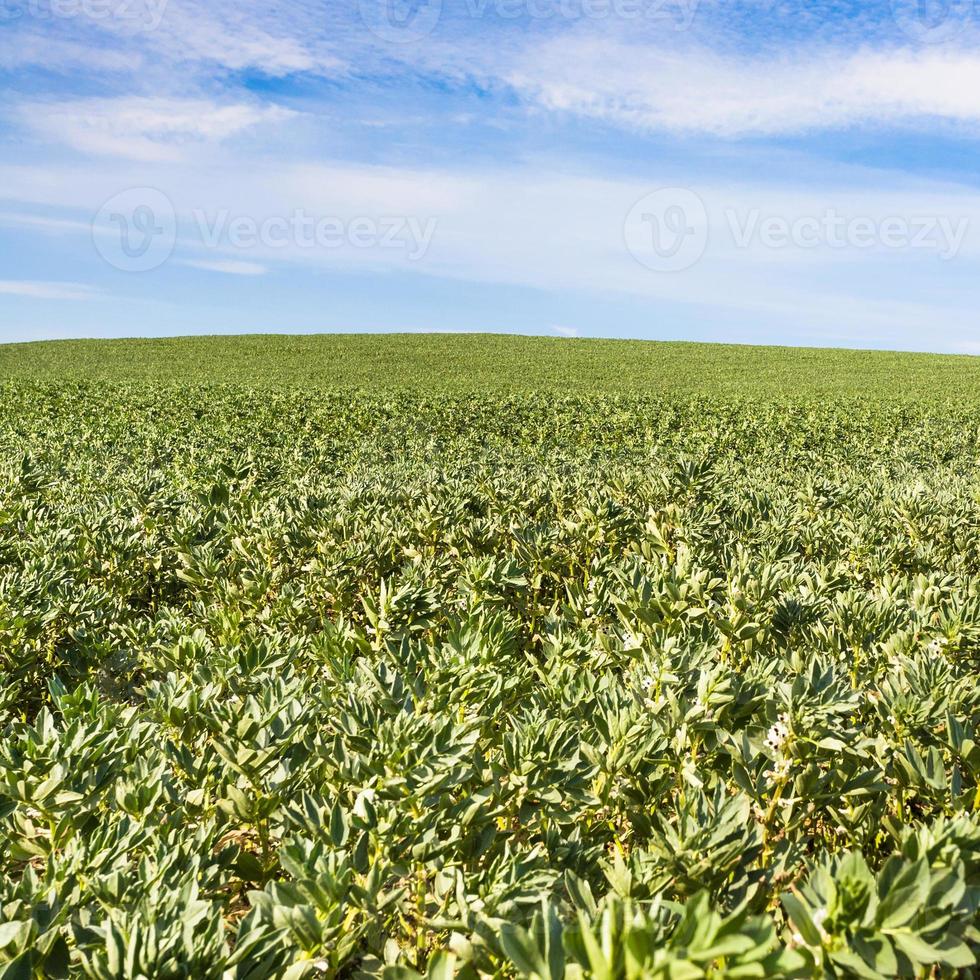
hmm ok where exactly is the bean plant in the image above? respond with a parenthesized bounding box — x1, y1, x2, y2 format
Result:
(2, 381, 980, 977)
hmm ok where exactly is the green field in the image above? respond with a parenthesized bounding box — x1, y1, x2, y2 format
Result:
(4, 334, 980, 978)
(1, 332, 979, 399)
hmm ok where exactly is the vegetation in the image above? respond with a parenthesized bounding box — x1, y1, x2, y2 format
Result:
(2, 332, 980, 400)
(3, 334, 980, 977)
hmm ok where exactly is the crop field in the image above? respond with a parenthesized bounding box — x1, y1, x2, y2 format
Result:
(6, 333, 980, 978)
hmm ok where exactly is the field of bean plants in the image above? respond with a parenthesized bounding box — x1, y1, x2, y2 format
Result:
(4, 334, 980, 978)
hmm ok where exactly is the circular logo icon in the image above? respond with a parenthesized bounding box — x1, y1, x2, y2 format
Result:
(624, 188, 708, 273)
(92, 188, 176, 272)
(0, 0, 23, 21)
(359, 0, 442, 43)
(892, 0, 973, 43)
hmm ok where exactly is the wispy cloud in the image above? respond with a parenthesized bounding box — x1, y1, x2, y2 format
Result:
(180, 259, 268, 276)
(133, 0, 346, 76)
(551, 324, 580, 337)
(0, 0, 346, 78)
(0, 32, 142, 72)
(0, 211, 93, 234)
(0, 281, 101, 300)
(4, 155, 979, 289)
(505, 39, 980, 136)
(15, 97, 296, 161)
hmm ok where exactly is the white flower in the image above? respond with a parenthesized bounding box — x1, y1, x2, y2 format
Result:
(765, 757, 792, 784)
(765, 719, 789, 751)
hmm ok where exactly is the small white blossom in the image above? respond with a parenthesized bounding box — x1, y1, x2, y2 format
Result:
(765, 717, 790, 751)
(766, 757, 792, 784)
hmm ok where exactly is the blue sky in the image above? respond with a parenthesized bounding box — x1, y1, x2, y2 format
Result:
(3, 0, 980, 350)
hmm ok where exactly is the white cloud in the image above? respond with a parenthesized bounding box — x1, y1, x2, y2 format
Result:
(180, 259, 268, 276)
(3, 153, 980, 343)
(505, 38, 980, 136)
(0, 32, 142, 72)
(0, 281, 101, 300)
(0, 211, 93, 234)
(17, 97, 296, 161)
(0, 0, 346, 78)
(551, 324, 580, 337)
(137, 0, 344, 76)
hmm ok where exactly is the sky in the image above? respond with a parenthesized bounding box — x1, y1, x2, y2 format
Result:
(2, 0, 980, 350)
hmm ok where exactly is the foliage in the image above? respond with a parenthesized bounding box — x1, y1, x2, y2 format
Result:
(2, 333, 980, 400)
(3, 360, 980, 976)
